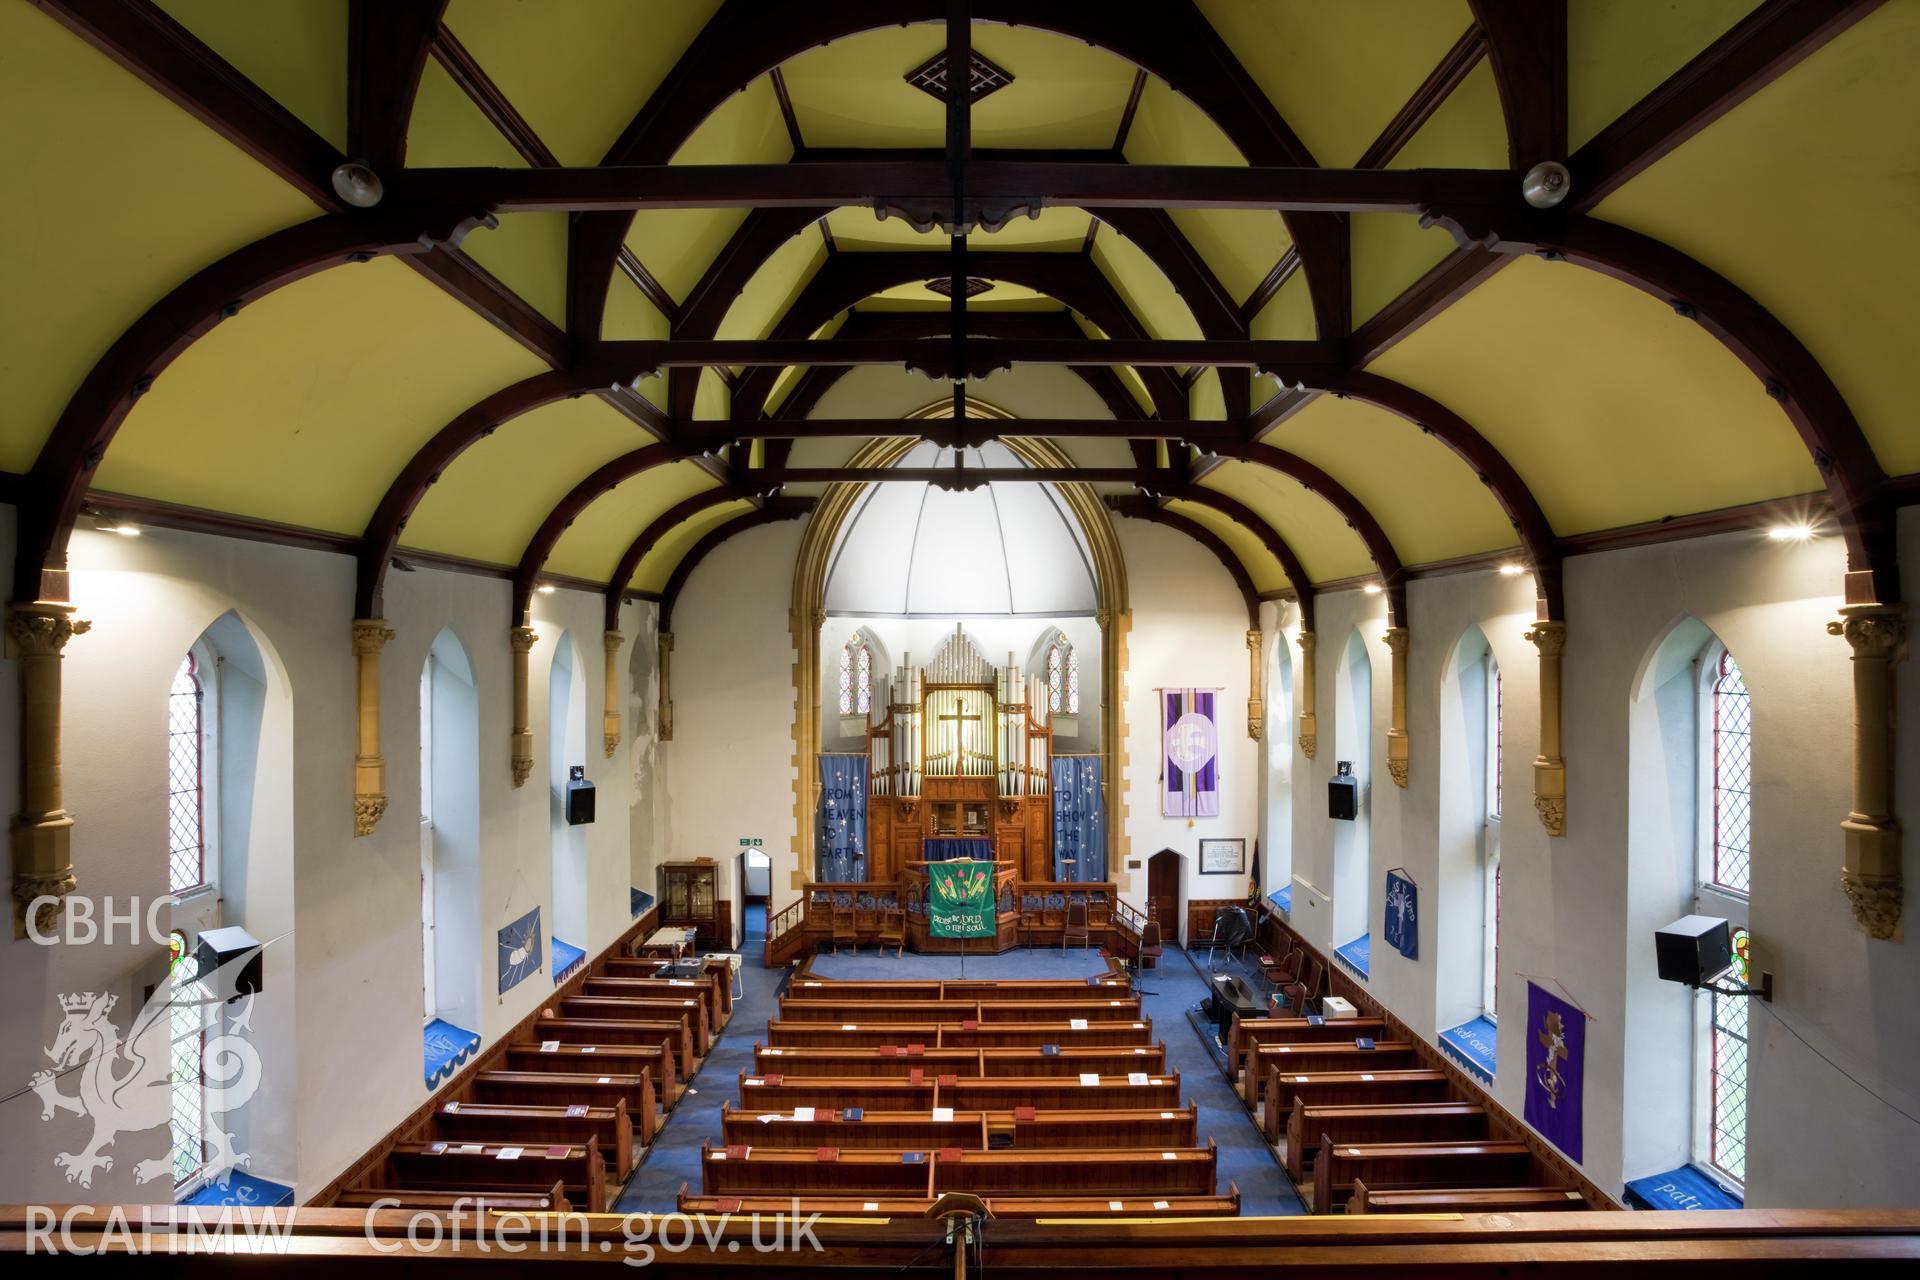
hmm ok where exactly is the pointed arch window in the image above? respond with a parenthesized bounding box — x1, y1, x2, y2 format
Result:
(167, 655, 206, 894)
(1709, 650, 1752, 895)
(1047, 636, 1079, 715)
(168, 930, 207, 1186)
(839, 637, 872, 716)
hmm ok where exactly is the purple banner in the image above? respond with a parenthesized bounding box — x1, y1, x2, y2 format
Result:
(1160, 688, 1220, 819)
(1523, 980, 1586, 1162)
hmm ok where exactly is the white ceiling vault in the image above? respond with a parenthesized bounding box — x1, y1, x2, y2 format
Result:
(823, 442, 1098, 618)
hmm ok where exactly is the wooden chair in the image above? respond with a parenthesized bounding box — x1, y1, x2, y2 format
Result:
(876, 908, 905, 957)
(831, 907, 857, 954)
(1281, 955, 1324, 1015)
(1061, 899, 1090, 952)
(1137, 919, 1163, 970)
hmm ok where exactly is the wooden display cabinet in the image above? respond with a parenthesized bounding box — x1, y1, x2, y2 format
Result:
(658, 858, 731, 951)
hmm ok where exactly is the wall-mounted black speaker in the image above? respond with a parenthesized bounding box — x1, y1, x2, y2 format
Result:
(565, 765, 596, 825)
(1328, 761, 1358, 821)
(193, 925, 264, 1002)
(1655, 914, 1732, 987)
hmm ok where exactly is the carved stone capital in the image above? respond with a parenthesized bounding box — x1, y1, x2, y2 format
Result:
(1386, 757, 1409, 789)
(1524, 619, 1567, 657)
(1841, 866, 1903, 941)
(1534, 792, 1566, 837)
(1296, 630, 1317, 658)
(604, 630, 625, 654)
(1382, 626, 1409, 657)
(13, 862, 77, 940)
(351, 618, 395, 656)
(1298, 733, 1317, 759)
(354, 793, 388, 838)
(4, 603, 91, 658)
(1827, 604, 1906, 658)
(1247, 698, 1264, 742)
(509, 625, 539, 654)
(510, 754, 535, 788)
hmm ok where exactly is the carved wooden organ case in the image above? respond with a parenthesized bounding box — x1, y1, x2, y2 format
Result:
(861, 626, 1052, 882)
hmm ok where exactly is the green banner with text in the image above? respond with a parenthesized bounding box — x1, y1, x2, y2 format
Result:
(928, 859, 995, 939)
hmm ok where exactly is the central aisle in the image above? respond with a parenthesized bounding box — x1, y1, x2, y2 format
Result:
(614, 945, 1305, 1215)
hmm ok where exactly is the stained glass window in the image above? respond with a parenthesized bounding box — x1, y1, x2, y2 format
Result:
(1047, 643, 1062, 713)
(1708, 926, 1751, 1184)
(168, 930, 207, 1185)
(168, 656, 205, 894)
(837, 645, 853, 715)
(1047, 639, 1079, 715)
(1710, 650, 1752, 894)
(839, 640, 870, 717)
(1066, 645, 1079, 714)
(856, 643, 871, 715)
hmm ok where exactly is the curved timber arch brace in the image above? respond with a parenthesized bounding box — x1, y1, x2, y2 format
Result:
(509, 445, 680, 624)
(356, 365, 660, 618)
(601, 489, 761, 633)
(570, 0, 1347, 347)
(1102, 496, 1261, 629)
(1422, 206, 1895, 605)
(15, 209, 495, 605)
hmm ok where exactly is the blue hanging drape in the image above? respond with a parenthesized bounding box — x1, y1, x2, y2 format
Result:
(817, 755, 868, 881)
(1051, 756, 1106, 881)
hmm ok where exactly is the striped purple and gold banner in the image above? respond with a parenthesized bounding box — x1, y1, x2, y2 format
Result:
(1160, 687, 1220, 819)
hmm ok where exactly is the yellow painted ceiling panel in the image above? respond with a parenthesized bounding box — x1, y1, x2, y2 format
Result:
(862, 285, 1054, 308)
(157, 0, 347, 150)
(405, 55, 530, 168)
(0, 1, 319, 471)
(1069, 312, 1154, 416)
(1163, 499, 1290, 596)
(442, 0, 723, 164)
(1569, 0, 1764, 150)
(603, 275, 670, 409)
(1350, 213, 1459, 326)
(461, 213, 570, 328)
(766, 312, 849, 416)
(781, 23, 1133, 150)
(1260, 395, 1519, 564)
(1200, 464, 1376, 583)
(694, 368, 730, 422)
(715, 227, 828, 342)
(633, 499, 755, 594)
(1591, 2, 1920, 476)
(1387, 58, 1506, 170)
(1191, 371, 1226, 422)
(1091, 228, 1203, 343)
(626, 76, 792, 301)
(401, 395, 651, 566)
(1123, 75, 1245, 167)
(544, 460, 718, 581)
(98, 258, 548, 533)
(826, 205, 1092, 253)
(1196, 0, 1475, 165)
(1368, 255, 1823, 534)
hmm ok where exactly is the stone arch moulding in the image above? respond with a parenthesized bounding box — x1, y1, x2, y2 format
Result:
(786, 404, 1129, 893)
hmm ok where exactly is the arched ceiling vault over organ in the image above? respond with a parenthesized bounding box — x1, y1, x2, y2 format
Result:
(8, 0, 1912, 627)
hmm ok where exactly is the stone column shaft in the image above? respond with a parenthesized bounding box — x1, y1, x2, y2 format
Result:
(1384, 626, 1410, 788)
(8, 603, 90, 937)
(351, 618, 395, 837)
(510, 626, 537, 787)
(1828, 604, 1905, 939)
(1296, 629, 1318, 760)
(602, 631, 624, 757)
(1525, 619, 1567, 836)
(1245, 628, 1264, 741)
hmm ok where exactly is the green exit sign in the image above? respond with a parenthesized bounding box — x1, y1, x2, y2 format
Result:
(738, 837, 763, 847)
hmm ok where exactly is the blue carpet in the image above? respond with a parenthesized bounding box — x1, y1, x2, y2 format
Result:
(1439, 1016, 1498, 1083)
(744, 902, 767, 942)
(1334, 933, 1371, 979)
(613, 944, 1303, 1215)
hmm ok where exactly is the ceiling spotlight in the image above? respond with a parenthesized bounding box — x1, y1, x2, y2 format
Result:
(1363, 583, 1384, 596)
(536, 583, 557, 595)
(1498, 562, 1528, 577)
(1521, 160, 1571, 209)
(90, 516, 140, 537)
(331, 161, 384, 208)
(1767, 523, 1815, 543)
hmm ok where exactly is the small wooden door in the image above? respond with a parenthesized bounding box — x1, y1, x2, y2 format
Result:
(1147, 851, 1181, 944)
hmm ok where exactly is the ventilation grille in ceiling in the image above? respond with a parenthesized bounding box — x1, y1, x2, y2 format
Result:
(924, 276, 994, 298)
(904, 49, 1015, 105)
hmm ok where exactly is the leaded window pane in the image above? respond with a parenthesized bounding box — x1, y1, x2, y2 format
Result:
(167, 656, 205, 894)
(1711, 650, 1752, 894)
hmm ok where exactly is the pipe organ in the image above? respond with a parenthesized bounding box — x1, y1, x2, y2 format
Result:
(860, 626, 1054, 881)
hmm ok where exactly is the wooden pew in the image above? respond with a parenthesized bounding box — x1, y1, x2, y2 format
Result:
(471, 1068, 658, 1142)
(720, 1104, 1199, 1151)
(532, 1014, 694, 1078)
(1262, 1067, 1453, 1144)
(764, 1021, 943, 1049)
(1348, 1180, 1588, 1214)
(940, 1020, 1155, 1049)
(382, 1138, 608, 1214)
(432, 1099, 636, 1179)
(775, 998, 1143, 1025)
(1284, 1102, 1489, 1180)
(1230, 1017, 1391, 1089)
(738, 1072, 935, 1111)
(752, 1044, 1168, 1079)
(1245, 1041, 1419, 1085)
(935, 1143, 1217, 1197)
(505, 1041, 678, 1107)
(784, 978, 1130, 1002)
(596, 958, 732, 1025)
(561, 992, 711, 1053)
(582, 975, 728, 1034)
(943, 1074, 1182, 1112)
(333, 1183, 570, 1213)
(1311, 1139, 1534, 1215)
(675, 1184, 1242, 1218)
(701, 1144, 935, 1197)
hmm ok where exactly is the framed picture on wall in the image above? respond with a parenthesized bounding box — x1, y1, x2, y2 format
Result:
(1198, 837, 1245, 875)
